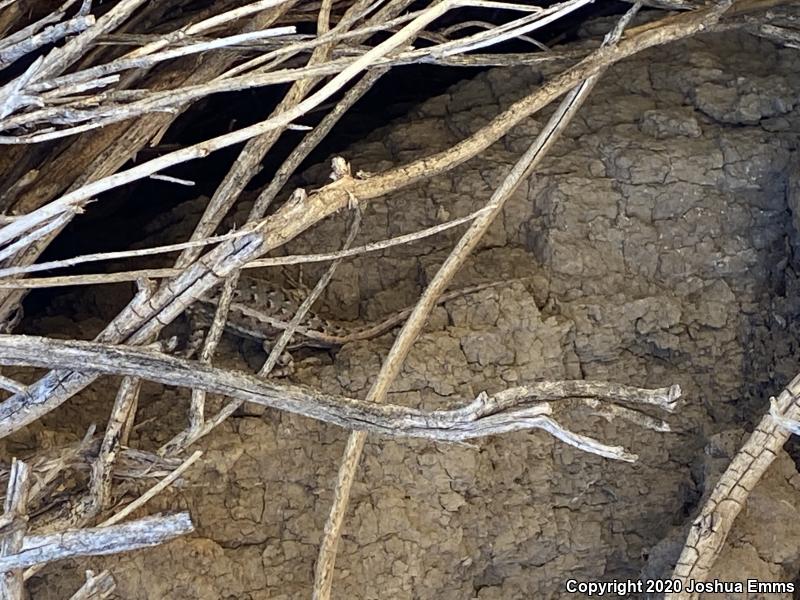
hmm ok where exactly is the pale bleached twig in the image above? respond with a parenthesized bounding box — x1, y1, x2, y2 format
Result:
(0, 0, 82, 51)
(0, 54, 43, 120)
(0, 373, 24, 394)
(0, 1, 296, 325)
(124, 0, 292, 59)
(33, 0, 149, 81)
(89, 373, 148, 519)
(148, 174, 195, 186)
(0, 459, 30, 600)
(666, 370, 800, 599)
(312, 3, 644, 596)
(0, 210, 74, 265)
(0, 15, 95, 70)
(439, 20, 550, 51)
(22, 25, 298, 102)
(0, 269, 181, 289)
(0, 512, 193, 571)
(100, 451, 202, 527)
(185, 276, 236, 435)
(0, 226, 255, 278)
(68, 570, 115, 600)
(584, 399, 671, 433)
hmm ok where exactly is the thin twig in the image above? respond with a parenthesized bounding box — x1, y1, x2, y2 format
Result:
(0, 459, 29, 600)
(167, 209, 362, 454)
(312, 2, 644, 596)
(33, 0, 149, 81)
(68, 570, 115, 600)
(0, 210, 74, 265)
(0, 0, 82, 51)
(124, 0, 293, 59)
(100, 451, 202, 527)
(0, 373, 24, 394)
(0, 227, 254, 278)
(88, 376, 146, 517)
(0, 15, 96, 70)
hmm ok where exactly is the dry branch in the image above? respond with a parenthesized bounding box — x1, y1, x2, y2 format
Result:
(0, 438, 184, 528)
(0, 512, 193, 571)
(101, 451, 202, 528)
(311, 1, 656, 594)
(88, 376, 146, 519)
(33, 0, 149, 81)
(666, 373, 800, 599)
(0, 374, 24, 394)
(68, 570, 115, 600)
(0, 334, 676, 457)
(0, 15, 95, 70)
(0, 459, 30, 600)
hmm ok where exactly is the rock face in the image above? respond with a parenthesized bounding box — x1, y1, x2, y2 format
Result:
(27, 26, 800, 600)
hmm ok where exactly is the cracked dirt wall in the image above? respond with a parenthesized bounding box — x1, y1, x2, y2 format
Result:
(17, 22, 800, 599)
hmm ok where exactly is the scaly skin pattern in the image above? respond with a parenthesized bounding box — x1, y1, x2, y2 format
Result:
(189, 277, 516, 349)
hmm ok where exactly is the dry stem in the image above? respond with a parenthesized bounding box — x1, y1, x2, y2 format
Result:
(666, 373, 800, 598)
(0, 333, 674, 455)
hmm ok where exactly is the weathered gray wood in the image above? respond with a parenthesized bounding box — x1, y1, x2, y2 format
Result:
(0, 512, 192, 571)
(68, 570, 115, 600)
(667, 372, 800, 598)
(0, 230, 266, 439)
(0, 459, 29, 600)
(0, 334, 678, 459)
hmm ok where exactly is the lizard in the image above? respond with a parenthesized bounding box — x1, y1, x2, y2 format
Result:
(187, 276, 520, 353)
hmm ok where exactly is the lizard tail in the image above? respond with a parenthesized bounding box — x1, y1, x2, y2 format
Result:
(313, 276, 531, 346)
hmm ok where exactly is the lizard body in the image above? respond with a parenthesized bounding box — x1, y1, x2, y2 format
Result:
(189, 277, 517, 349)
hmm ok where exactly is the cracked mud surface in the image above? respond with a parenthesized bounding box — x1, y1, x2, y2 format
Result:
(14, 25, 800, 599)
